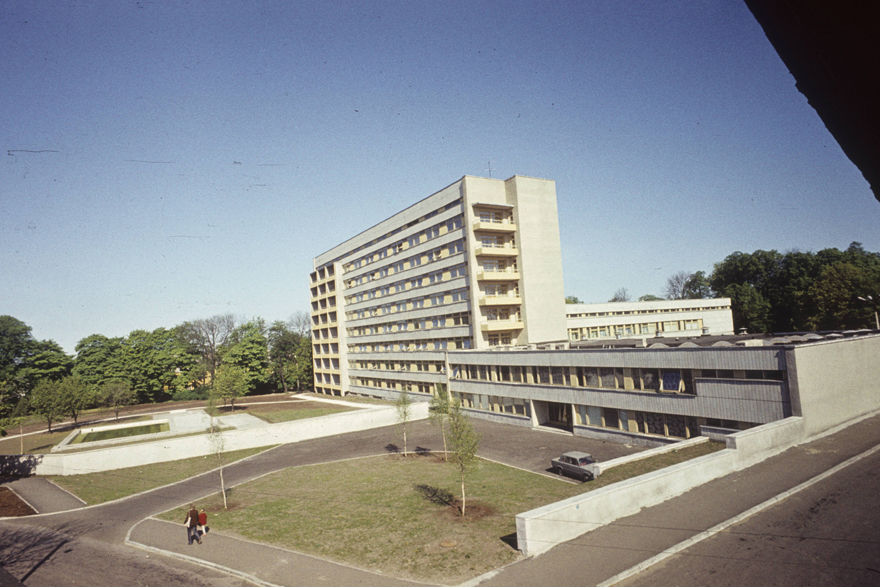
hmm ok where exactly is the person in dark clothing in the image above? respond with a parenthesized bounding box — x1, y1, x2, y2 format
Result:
(184, 504, 201, 545)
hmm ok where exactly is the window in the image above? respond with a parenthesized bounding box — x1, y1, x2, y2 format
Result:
(481, 235, 502, 248)
(394, 262, 405, 273)
(537, 366, 550, 384)
(396, 302, 407, 312)
(447, 240, 464, 255)
(452, 289, 469, 302)
(552, 367, 565, 385)
(408, 234, 421, 248)
(410, 278, 423, 288)
(410, 256, 422, 268)
(429, 271, 443, 283)
(431, 294, 444, 306)
(412, 298, 425, 309)
(446, 216, 463, 231)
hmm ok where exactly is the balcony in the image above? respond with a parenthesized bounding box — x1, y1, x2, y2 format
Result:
(480, 320, 524, 332)
(478, 296, 522, 306)
(474, 245, 518, 257)
(473, 220, 516, 232)
(477, 270, 521, 281)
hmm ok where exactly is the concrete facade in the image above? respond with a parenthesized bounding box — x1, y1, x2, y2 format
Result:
(310, 175, 566, 397)
(565, 298, 735, 341)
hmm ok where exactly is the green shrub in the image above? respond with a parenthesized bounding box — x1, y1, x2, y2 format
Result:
(171, 388, 209, 401)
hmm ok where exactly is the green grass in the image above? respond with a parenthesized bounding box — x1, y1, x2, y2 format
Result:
(70, 422, 170, 444)
(48, 446, 274, 504)
(156, 441, 723, 584)
(248, 406, 355, 424)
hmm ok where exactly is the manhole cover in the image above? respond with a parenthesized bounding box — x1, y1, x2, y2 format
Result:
(440, 540, 456, 548)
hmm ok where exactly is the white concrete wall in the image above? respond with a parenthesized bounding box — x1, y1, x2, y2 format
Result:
(510, 176, 567, 345)
(516, 416, 806, 556)
(789, 335, 880, 436)
(15, 404, 428, 476)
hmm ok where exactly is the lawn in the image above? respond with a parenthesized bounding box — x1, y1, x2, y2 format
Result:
(48, 446, 273, 505)
(211, 400, 356, 424)
(156, 441, 722, 584)
(70, 422, 170, 444)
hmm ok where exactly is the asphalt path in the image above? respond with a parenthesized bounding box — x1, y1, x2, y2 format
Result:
(0, 417, 636, 586)
(3, 411, 878, 587)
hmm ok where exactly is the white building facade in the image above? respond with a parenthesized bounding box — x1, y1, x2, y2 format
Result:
(310, 175, 566, 398)
(566, 299, 735, 342)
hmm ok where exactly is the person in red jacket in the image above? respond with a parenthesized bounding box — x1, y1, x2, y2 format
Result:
(198, 508, 208, 538)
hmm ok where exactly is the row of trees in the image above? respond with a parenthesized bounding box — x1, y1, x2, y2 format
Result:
(0, 312, 313, 434)
(568, 242, 880, 334)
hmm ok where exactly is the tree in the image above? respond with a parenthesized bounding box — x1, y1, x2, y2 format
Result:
(808, 262, 872, 330)
(72, 334, 126, 397)
(663, 271, 691, 300)
(180, 314, 237, 386)
(212, 365, 247, 411)
(448, 399, 480, 516)
(24, 340, 73, 388)
(564, 295, 582, 304)
(223, 321, 270, 395)
(638, 294, 665, 302)
(682, 271, 713, 299)
(608, 288, 631, 302)
(102, 379, 135, 421)
(121, 327, 197, 403)
(57, 375, 91, 424)
(429, 384, 451, 461)
(267, 319, 314, 393)
(724, 283, 771, 334)
(30, 379, 65, 432)
(206, 391, 229, 509)
(289, 311, 312, 339)
(396, 391, 413, 457)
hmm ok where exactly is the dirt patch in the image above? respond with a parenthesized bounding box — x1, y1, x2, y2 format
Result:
(0, 486, 36, 517)
(429, 496, 495, 522)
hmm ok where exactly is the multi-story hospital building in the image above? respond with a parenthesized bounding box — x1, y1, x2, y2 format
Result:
(311, 176, 880, 445)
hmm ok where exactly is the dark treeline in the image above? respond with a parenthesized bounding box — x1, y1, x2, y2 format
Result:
(0, 312, 313, 433)
(663, 242, 880, 334)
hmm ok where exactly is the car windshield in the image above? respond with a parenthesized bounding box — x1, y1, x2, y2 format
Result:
(578, 457, 592, 465)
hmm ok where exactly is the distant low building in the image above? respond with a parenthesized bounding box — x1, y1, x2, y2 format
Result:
(565, 299, 734, 342)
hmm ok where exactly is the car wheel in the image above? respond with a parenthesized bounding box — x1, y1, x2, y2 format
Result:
(553, 466, 561, 475)
(582, 472, 591, 482)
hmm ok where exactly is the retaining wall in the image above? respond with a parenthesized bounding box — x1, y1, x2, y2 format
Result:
(516, 416, 806, 556)
(1, 403, 428, 477)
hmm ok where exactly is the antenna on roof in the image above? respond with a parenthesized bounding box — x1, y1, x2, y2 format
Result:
(486, 160, 494, 178)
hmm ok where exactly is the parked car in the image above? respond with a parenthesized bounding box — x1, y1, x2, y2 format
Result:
(551, 451, 596, 481)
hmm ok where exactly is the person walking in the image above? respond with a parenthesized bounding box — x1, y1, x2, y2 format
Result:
(184, 504, 201, 545)
(198, 508, 208, 539)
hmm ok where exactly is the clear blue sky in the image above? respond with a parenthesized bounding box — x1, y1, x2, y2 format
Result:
(3, 1, 878, 354)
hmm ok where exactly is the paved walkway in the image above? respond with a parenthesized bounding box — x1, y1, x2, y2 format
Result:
(3, 477, 84, 515)
(3, 412, 879, 586)
(129, 518, 420, 587)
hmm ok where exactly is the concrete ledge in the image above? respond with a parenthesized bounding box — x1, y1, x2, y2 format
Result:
(589, 436, 708, 477)
(53, 419, 173, 452)
(1, 403, 429, 477)
(516, 416, 806, 556)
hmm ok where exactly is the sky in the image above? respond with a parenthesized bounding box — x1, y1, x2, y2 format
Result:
(3, 1, 879, 355)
